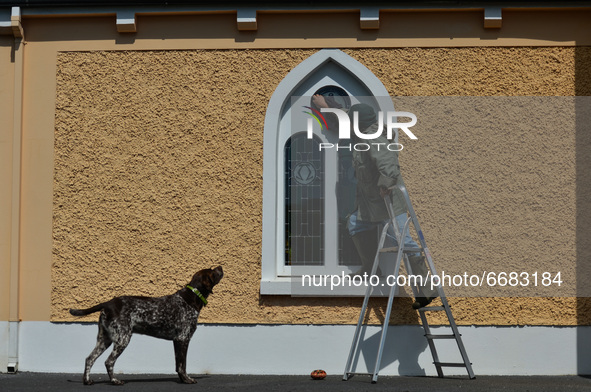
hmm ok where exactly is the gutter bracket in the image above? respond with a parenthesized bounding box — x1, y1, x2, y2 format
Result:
(11, 6, 24, 38)
(117, 11, 136, 33)
(237, 8, 257, 31)
(484, 7, 502, 29)
(360, 7, 380, 30)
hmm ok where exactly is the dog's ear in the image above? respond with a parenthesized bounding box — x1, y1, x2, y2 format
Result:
(202, 273, 215, 293)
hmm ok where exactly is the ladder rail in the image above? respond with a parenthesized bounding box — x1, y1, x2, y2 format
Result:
(371, 214, 411, 383)
(396, 184, 441, 278)
(342, 221, 391, 381)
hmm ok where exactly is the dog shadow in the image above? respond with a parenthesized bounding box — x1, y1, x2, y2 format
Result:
(67, 374, 210, 385)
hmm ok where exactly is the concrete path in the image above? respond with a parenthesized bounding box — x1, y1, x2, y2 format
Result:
(2, 373, 591, 392)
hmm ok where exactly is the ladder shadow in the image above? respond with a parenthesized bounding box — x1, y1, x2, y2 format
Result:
(351, 300, 429, 376)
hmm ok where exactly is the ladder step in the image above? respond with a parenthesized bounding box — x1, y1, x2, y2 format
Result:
(418, 306, 446, 312)
(434, 362, 471, 368)
(425, 334, 457, 340)
(345, 372, 372, 376)
(380, 246, 422, 253)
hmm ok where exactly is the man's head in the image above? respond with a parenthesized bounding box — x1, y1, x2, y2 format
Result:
(349, 103, 377, 130)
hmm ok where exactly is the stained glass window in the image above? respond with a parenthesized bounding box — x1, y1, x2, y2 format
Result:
(285, 133, 324, 266)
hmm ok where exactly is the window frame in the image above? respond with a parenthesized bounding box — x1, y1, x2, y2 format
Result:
(260, 49, 396, 296)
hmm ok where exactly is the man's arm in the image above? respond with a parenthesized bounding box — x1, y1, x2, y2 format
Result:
(370, 134, 401, 195)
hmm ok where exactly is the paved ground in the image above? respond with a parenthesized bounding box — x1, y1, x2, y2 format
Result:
(2, 373, 591, 392)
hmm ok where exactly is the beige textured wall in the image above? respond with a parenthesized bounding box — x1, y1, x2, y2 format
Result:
(52, 47, 587, 325)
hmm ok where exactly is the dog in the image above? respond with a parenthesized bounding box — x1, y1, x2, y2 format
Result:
(69, 266, 223, 385)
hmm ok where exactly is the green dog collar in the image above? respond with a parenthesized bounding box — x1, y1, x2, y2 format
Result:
(186, 285, 208, 306)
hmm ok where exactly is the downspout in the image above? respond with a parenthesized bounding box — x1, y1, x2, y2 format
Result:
(8, 6, 24, 374)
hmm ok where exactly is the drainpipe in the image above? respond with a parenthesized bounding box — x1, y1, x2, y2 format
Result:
(8, 6, 24, 374)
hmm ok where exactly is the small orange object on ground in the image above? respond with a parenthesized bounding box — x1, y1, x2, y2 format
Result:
(310, 369, 327, 380)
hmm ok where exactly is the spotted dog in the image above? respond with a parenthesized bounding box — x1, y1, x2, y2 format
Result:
(69, 266, 223, 385)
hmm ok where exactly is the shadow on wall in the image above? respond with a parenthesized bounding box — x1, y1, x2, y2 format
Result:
(259, 296, 427, 375)
(576, 46, 591, 375)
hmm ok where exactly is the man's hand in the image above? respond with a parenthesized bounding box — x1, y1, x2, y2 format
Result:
(312, 94, 329, 108)
(380, 187, 392, 197)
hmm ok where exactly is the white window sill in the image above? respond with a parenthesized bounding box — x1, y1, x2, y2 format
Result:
(260, 278, 399, 297)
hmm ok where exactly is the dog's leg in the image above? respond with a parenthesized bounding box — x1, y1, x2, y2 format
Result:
(104, 332, 131, 386)
(173, 340, 196, 384)
(83, 324, 112, 385)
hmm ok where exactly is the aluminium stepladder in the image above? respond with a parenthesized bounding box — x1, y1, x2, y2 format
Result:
(342, 184, 475, 383)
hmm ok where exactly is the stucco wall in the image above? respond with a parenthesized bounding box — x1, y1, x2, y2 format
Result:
(52, 47, 587, 325)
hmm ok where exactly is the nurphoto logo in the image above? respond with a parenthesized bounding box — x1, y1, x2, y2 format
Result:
(303, 106, 418, 151)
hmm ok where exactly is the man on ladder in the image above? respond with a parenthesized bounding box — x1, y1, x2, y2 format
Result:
(346, 103, 437, 309)
(338, 102, 475, 383)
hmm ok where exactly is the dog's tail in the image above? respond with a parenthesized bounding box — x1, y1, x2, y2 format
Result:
(69, 303, 106, 317)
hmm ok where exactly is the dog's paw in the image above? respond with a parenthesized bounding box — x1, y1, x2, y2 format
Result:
(110, 378, 125, 386)
(83, 379, 94, 386)
(181, 376, 197, 384)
